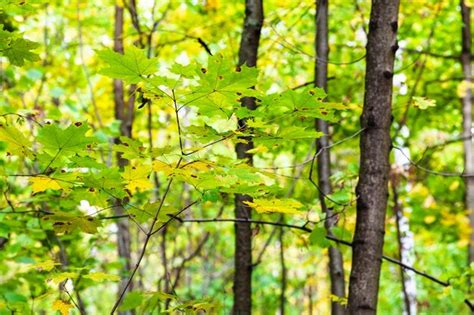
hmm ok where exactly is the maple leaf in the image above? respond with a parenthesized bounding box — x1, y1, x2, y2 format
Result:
(83, 272, 120, 282)
(97, 46, 159, 84)
(1, 35, 40, 66)
(42, 212, 101, 234)
(412, 96, 436, 110)
(52, 300, 72, 315)
(28, 260, 60, 272)
(37, 123, 94, 170)
(0, 123, 33, 157)
(179, 54, 259, 118)
(30, 176, 62, 193)
(122, 165, 153, 193)
(243, 198, 304, 214)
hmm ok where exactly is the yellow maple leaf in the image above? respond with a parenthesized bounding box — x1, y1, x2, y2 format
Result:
(52, 300, 72, 315)
(30, 176, 62, 193)
(29, 259, 60, 271)
(84, 272, 120, 282)
(243, 198, 304, 215)
(152, 160, 174, 176)
(122, 165, 153, 193)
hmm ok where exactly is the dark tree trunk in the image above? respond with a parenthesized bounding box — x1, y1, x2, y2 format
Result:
(113, 4, 134, 312)
(314, 1, 346, 314)
(460, 0, 474, 267)
(348, 0, 400, 313)
(233, 0, 263, 314)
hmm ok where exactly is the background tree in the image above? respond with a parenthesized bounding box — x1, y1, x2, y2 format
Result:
(233, 0, 263, 314)
(348, 0, 400, 313)
(314, 0, 345, 314)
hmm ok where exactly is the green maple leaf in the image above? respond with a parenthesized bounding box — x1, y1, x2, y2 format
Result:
(258, 86, 339, 121)
(97, 46, 159, 84)
(179, 54, 259, 118)
(113, 136, 148, 160)
(37, 122, 94, 162)
(42, 212, 101, 234)
(2, 37, 40, 66)
(0, 26, 12, 50)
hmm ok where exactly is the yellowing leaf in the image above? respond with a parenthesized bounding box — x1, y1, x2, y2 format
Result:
(52, 300, 72, 315)
(29, 259, 60, 271)
(152, 160, 174, 176)
(424, 215, 436, 224)
(84, 272, 120, 282)
(246, 145, 269, 154)
(412, 96, 436, 109)
(30, 176, 62, 193)
(0, 124, 32, 157)
(49, 272, 78, 285)
(122, 165, 153, 193)
(243, 198, 304, 214)
(449, 181, 460, 191)
(181, 160, 215, 171)
(457, 80, 473, 98)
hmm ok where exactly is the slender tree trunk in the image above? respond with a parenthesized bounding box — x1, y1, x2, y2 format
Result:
(461, 0, 474, 268)
(279, 227, 287, 315)
(348, 1, 400, 313)
(314, 1, 346, 314)
(233, 1, 263, 314)
(390, 169, 417, 315)
(113, 4, 134, 311)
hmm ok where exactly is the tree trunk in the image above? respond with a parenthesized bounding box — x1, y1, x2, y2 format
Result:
(314, 1, 346, 314)
(348, 1, 400, 313)
(233, 0, 263, 314)
(460, 0, 474, 268)
(113, 4, 134, 312)
(390, 167, 417, 315)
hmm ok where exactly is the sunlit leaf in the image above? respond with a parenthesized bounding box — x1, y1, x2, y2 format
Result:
(98, 46, 159, 84)
(52, 300, 72, 315)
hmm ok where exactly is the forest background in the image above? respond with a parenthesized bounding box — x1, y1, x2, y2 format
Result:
(1, 0, 473, 314)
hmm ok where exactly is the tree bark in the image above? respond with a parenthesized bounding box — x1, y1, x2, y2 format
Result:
(233, 1, 263, 314)
(113, 4, 134, 312)
(460, 0, 474, 268)
(314, 1, 346, 314)
(348, 1, 400, 313)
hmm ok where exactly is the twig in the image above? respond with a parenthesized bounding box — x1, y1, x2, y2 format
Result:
(110, 157, 184, 314)
(394, 146, 474, 178)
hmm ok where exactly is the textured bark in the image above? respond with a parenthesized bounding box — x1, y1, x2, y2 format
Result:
(348, 1, 400, 313)
(314, 1, 346, 314)
(233, 0, 263, 314)
(113, 5, 134, 311)
(460, 0, 474, 267)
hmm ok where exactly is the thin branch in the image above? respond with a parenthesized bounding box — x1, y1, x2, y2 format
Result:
(394, 145, 474, 178)
(178, 217, 473, 309)
(110, 157, 184, 314)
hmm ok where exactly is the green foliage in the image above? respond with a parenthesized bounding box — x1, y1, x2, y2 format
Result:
(98, 46, 159, 84)
(1, 0, 472, 314)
